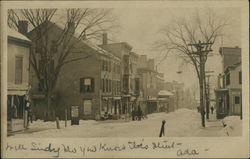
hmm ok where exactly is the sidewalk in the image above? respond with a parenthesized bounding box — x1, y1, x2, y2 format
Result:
(194, 112, 228, 137)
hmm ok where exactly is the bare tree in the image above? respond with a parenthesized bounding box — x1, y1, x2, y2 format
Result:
(8, 8, 117, 120)
(157, 9, 229, 127)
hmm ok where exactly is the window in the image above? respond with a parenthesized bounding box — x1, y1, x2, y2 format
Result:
(102, 79, 105, 92)
(106, 79, 108, 92)
(123, 75, 129, 90)
(239, 71, 242, 84)
(105, 61, 109, 71)
(38, 79, 45, 92)
(112, 80, 115, 92)
(235, 96, 240, 104)
(80, 78, 94, 92)
(39, 60, 45, 73)
(226, 73, 230, 85)
(109, 61, 111, 72)
(15, 56, 23, 84)
(113, 63, 116, 72)
(51, 40, 57, 53)
(109, 79, 111, 92)
(135, 78, 140, 92)
(50, 60, 54, 73)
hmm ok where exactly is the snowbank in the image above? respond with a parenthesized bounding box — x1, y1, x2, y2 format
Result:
(222, 116, 242, 136)
(10, 109, 241, 138)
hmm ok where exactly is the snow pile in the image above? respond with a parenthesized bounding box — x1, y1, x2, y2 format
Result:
(10, 108, 241, 138)
(221, 116, 242, 136)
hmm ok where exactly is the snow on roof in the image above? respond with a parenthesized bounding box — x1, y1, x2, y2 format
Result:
(8, 28, 31, 42)
(82, 40, 120, 61)
(158, 90, 174, 96)
(52, 22, 120, 61)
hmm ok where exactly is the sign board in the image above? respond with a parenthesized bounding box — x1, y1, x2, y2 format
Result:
(84, 78, 91, 85)
(71, 106, 79, 117)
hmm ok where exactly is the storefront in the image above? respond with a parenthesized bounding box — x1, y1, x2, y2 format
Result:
(215, 89, 229, 119)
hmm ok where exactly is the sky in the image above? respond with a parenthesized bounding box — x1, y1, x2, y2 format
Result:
(109, 7, 241, 91)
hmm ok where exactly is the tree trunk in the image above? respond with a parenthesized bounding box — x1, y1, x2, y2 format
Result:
(46, 90, 53, 121)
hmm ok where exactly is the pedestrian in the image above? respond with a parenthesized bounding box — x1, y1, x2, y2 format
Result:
(25, 100, 32, 124)
(132, 109, 136, 121)
(137, 106, 142, 121)
(210, 106, 214, 114)
(159, 120, 166, 137)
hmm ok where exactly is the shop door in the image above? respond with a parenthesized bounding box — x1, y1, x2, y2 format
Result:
(233, 96, 241, 114)
(83, 100, 92, 115)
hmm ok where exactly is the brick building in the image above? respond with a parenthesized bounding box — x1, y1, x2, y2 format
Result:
(100, 38, 140, 116)
(28, 21, 122, 120)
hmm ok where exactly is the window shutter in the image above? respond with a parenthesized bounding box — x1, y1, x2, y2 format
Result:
(91, 78, 94, 92)
(239, 72, 242, 84)
(80, 78, 84, 92)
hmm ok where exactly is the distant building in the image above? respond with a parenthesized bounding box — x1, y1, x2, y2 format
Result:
(7, 26, 31, 132)
(215, 47, 242, 119)
(137, 55, 165, 114)
(157, 90, 174, 112)
(164, 81, 184, 111)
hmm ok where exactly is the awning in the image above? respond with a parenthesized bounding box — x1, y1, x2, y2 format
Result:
(158, 98, 168, 101)
(113, 97, 121, 100)
(158, 90, 174, 96)
(8, 90, 27, 96)
(214, 89, 228, 92)
(122, 95, 131, 97)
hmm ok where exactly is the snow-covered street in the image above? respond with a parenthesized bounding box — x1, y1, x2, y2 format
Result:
(10, 109, 242, 138)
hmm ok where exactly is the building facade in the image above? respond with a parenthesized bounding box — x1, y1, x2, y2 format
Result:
(100, 39, 140, 117)
(215, 47, 242, 119)
(7, 26, 31, 132)
(28, 22, 122, 120)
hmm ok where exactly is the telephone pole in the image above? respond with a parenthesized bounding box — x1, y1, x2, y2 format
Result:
(205, 74, 213, 119)
(188, 40, 213, 127)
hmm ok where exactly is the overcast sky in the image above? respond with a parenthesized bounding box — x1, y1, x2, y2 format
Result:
(109, 7, 241, 91)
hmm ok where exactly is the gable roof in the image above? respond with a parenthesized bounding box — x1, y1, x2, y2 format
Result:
(8, 27, 31, 43)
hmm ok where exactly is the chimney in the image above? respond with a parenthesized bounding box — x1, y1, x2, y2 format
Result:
(18, 20, 28, 35)
(103, 33, 108, 45)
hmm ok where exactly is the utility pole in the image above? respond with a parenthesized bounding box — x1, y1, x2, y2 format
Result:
(205, 74, 212, 119)
(188, 40, 213, 127)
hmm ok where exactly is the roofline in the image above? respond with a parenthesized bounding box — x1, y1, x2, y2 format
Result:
(8, 36, 32, 47)
(100, 42, 133, 50)
(28, 20, 120, 61)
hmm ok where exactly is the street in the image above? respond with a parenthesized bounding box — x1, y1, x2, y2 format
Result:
(11, 109, 241, 138)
